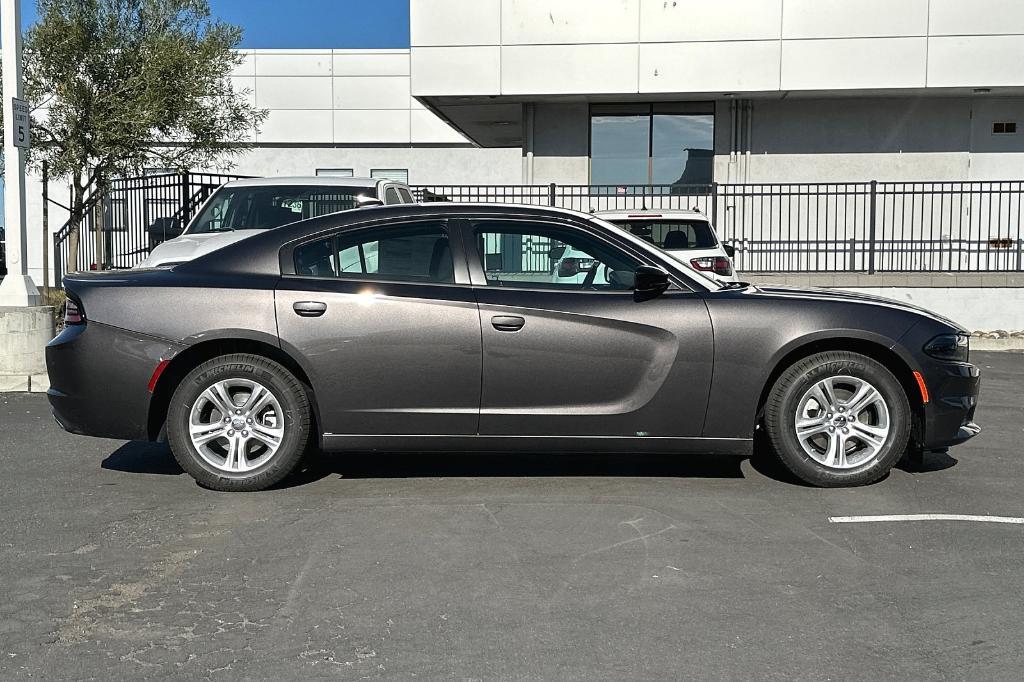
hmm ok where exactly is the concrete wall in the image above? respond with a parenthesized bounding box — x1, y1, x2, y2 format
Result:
(410, 0, 1024, 97)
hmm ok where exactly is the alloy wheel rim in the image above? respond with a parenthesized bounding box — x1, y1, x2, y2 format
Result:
(794, 375, 891, 470)
(188, 378, 285, 474)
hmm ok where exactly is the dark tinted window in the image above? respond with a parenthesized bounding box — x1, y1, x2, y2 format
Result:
(473, 220, 640, 291)
(614, 219, 717, 250)
(293, 222, 454, 283)
(398, 187, 414, 203)
(384, 187, 402, 205)
(189, 185, 372, 234)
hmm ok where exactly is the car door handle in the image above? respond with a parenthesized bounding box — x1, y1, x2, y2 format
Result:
(293, 301, 327, 317)
(491, 315, 525, 332)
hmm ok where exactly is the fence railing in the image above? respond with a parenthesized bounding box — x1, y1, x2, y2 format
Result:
(53, 172, 248, 285)
(413, 181, 1024, 273)
(48, 176, 1023, 282)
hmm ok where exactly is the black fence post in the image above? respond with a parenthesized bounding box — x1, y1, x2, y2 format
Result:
(548, 182, 557, 207)
(53, 234, 62, 290)
(710, 182, 719, 226)
(868, 180, 878, 274)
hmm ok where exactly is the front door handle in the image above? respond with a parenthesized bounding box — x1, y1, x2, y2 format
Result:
(491, 315, 525, 332)
(293, 301, 327, 317)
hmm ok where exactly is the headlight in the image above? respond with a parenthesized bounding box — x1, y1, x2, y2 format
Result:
(923, 333, 970, 362)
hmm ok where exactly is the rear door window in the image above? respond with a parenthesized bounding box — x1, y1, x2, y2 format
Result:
(614, 219, 717, 250)
(292, 221, 455, 284)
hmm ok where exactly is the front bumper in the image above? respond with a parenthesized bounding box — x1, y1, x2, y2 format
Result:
(920, 360, 981, 449)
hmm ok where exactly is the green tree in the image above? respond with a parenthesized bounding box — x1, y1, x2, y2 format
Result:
(2, 0, 265, 272)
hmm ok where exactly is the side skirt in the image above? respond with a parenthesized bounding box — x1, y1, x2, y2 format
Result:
(321, 434, 753, 457)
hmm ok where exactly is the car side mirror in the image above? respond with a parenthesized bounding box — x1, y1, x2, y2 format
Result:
(634, 265, 670, 300)
(722, 243, 736, 258)
(548, 244, 567, 260)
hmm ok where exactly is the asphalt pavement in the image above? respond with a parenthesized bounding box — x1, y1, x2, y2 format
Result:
(1, 351, 1022, 680)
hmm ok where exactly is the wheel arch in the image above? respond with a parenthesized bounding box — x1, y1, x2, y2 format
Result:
(755, 335, 925, 442)
(148, 337, 320, 443)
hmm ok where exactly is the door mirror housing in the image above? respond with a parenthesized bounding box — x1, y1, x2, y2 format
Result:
(722, 243, 736, 258)
(356, 194, 384, 208)
(634, 265, 670, 300)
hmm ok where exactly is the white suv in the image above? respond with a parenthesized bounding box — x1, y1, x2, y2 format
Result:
(138, 177, 414, 268)
(593, 208, 739, 283)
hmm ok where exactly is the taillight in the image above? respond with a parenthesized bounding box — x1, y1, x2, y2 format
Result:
(64, 298, 85, 325)
(690, 256, 734, 277)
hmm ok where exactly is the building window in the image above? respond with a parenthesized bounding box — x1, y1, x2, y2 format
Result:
(371, 168, 409, 184)
(993, 121, 1017, 135)
(590, 103, 714, 188)
(316, 168, 354, 177)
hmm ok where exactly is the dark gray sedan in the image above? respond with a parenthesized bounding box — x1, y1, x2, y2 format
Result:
(46, 203, 980, 491)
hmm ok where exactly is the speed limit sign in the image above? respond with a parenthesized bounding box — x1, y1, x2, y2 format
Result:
(11, 97, 29, 149)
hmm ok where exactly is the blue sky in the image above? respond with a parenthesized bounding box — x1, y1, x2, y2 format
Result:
(18, 0, 411, 48)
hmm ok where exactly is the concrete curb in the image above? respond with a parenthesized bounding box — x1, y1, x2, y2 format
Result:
(0, 373, 51, 393)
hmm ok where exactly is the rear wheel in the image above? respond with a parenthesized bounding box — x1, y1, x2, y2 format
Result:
(764, 351, 911, 487)
(167, 354, 312, 491)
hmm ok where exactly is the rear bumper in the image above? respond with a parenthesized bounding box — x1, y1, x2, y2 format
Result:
(920, 360, 981, 449)
(46, 322, 177, 441)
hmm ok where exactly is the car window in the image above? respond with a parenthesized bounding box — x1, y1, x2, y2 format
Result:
(612, 219, 718, 250)
(472, 220, 641, 291)
(397, 187, 414, 203)
(189, 185, 371, 234)
(293, 221, 454, 284)
(384, 187, 402, 205)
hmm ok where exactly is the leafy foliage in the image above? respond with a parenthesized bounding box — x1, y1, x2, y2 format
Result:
(2, 0, 266, 270)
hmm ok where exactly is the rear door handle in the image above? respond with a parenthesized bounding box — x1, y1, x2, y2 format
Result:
(293, 301, 327, 317)
(491, 315, 525, 332)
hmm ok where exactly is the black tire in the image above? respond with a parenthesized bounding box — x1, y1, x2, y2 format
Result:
(763, 351, 911, 487)
(167, 353, 313, 491)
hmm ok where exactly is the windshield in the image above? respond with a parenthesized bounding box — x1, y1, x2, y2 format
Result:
(610, 218, 718, 250)
(187, 185, 375, 234)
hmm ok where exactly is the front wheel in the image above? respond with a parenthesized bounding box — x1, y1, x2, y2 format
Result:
(764, 351, 911, 487)
(167, 353, 313, 491)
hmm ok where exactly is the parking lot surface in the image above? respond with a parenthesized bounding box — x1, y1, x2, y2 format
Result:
(1, 351, 1022, 680)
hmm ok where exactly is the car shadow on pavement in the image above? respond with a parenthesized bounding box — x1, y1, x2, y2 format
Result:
(102, 441, 184, 476)
(277, 450, 749, 488)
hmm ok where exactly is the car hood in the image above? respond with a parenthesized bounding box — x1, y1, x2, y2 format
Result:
(743, 284, 967, 332)
(136, 230, 264, 267)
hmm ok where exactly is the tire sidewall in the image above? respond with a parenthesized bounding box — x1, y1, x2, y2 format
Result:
(769, 353, 911, 486)
(168, 356, 309, 489)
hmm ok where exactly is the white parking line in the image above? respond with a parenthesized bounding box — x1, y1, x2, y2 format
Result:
(828, 514, 1024, 525)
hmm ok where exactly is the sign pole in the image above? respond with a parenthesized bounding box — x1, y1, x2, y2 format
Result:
(0, 0, 41, 306)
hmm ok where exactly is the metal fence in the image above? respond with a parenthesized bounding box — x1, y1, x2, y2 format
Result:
(53, 172, 248, 285)
(414, 181, 1024, 273)
(48, 176, 1023, 283)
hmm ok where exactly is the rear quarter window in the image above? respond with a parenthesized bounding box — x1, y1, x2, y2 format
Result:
(614, 219, 718, 250)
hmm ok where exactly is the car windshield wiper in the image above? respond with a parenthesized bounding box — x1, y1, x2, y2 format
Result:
(205, 226, 236, 233)
(720, 281, 749, 290)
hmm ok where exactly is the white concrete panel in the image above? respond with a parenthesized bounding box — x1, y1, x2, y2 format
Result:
(640, 41, 781, 93)
(928, 36, 1024, 88)
(257, 110, 333, 143)
(839, 288, 1024, 331)
(334, 110, 411, 144)
(929, 0, 1024, 36)
(230, 76, 256, 107)
(333, 76, 411, 110)
(332, 52, 409, 76)
(502, 0, 639, 45)
(501, 44, 638, 95)
(411, 0, 500, 46)
(411, 110, 468, 143)
(254, 52, 333, 77)
(782, 0, 928, 38)
(781, 38, 927, 90)
(231, 50, 255, 77)
(411, 47, 500, 96)
(640, 0, 782, 42)
(255, 76, 333, 110)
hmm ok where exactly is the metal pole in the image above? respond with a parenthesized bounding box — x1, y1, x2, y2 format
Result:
(0, 0, 41, 305)
(41, 161, 49, 295)
(868, 180, 878, 274)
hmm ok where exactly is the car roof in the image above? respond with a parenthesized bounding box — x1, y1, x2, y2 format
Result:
(593, 208, 709, 220)
(222, 176, 400, 189)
